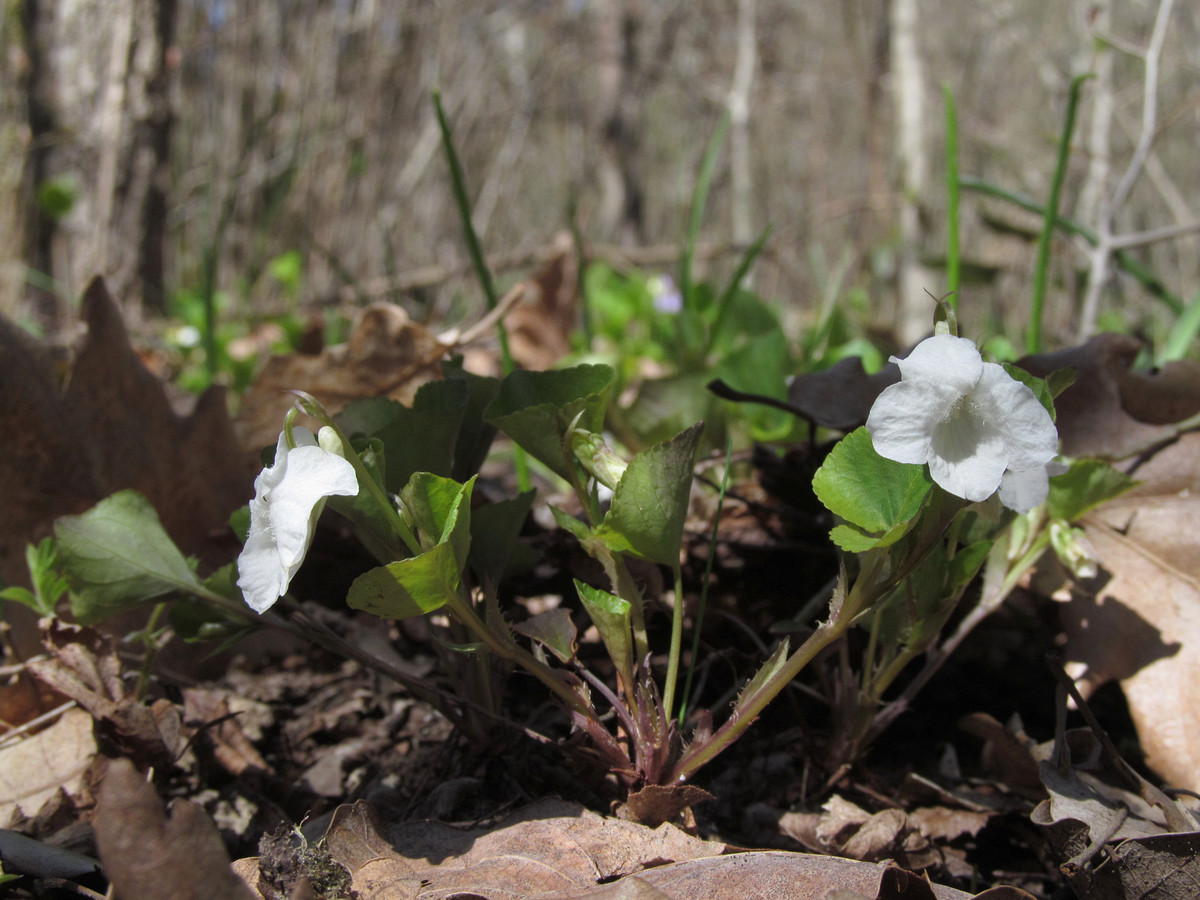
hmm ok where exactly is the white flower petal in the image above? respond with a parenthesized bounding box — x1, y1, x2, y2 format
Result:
(927, 439, 1008, 501)
(893, 334, 983, 393)
(268, 445, 358, 566)
(867, 382, 948, 464)
(236, 428, 359, 614)
(998, 466, 1051, 513)
(237, 500, 290, 613)
(865, 334, 1061, 507)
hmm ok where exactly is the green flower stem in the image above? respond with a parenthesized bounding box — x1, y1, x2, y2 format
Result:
(863, 520, 1052, 746)
(667, 549, 890, 784)
(443, 590, 593, 719)
(662, 561, 685, 720)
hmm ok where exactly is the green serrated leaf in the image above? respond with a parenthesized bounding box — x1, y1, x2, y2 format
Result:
(574, 579, 633, 684)
(594, 422, 704, 565)
(347, 540, 461, 620)
(948, 540, 992, 590)
(337, 380, 470, 492)
(484, 365, 614, 480)
(731, 639, 790, 716)
(1046, 458, 1137, 522)
(550, 505, 592, 542)
(0, 586, 40, 613)
(829, 524, 886, 553)
(512, 607, 578, 663)
(813, 427, 932, 540)
(469, 491, 534, 593)
(55, 491, 202, 625)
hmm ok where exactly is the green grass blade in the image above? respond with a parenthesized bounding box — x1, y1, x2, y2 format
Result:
(707, 224, 774, 355)
(1162, 289, 1200, 363)
(433, 90, 527, 489)
(959, 177, 1182, 314)
(943, 84, 960, 300)
(1029, 73, 1090, 353)
(679, 437, 734, 724)
(680, 113, 731, 313)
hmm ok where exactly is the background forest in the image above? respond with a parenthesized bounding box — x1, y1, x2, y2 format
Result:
(3, 0, 1199, 353)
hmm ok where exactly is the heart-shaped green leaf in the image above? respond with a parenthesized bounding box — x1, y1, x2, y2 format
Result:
(574, 579, 633, 684)
(813, 427, 932, 549)
(469, 491, 534, 593)
(484, 365, 613, 480)
(595, 422, 704, 565)
(401, 474, 475, 570)
(55, 490, 202, 624)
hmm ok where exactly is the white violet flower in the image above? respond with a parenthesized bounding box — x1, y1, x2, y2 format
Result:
(866, 334, 1059, 512)
(236, 426, 359, 613)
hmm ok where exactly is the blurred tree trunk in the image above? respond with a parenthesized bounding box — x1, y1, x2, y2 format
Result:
(889, 0, 934, 344)
(594, 0, 646, 245)
(17, 0, 176, 322)
(728, 0, 757, 249)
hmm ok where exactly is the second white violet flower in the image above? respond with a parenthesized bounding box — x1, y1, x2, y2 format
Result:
(236, 425, 359, 614)
(866, 334, 1058, 512)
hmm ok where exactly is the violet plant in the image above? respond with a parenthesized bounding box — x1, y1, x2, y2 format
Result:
(33, 309, 1133, 797)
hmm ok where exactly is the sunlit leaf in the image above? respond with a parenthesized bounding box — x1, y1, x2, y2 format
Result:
(55, 491, 202, 624)
(347, 540, 461, 620)
(595, 422, 703, 565)
(812, 427, 932, 548)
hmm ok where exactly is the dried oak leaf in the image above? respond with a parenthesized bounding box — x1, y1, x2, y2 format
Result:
(506, 231, 578, 371)
(1059, 432, 1200, 790)
(0, 276, 253, 586)
(26, 621, 184, 771)
(1032, 758, 1200, 900)
(237, 800, 1028, 899)
(0, 707, 96, 825)
(1017, 333, 1200, 458)
(235, 303, 446, 453)
(378, 797, 722, 898)
(95, 757, 256, 900)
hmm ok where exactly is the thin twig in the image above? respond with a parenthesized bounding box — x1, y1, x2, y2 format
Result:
(1079, 0, 1176, 339)
(0, 700, 79, 751)
(1045, 653, 1196, 833)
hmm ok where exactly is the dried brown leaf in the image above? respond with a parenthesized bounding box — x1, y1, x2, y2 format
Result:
(1054, 433, 1200, 790)
(27, 623, 184, 770)
(95, 757, 256, 900)
(1017, 333, 1193, 458)
(0, 277, 252, 586)
(0, 708, 96, 825)
(785, 356, 900, 432)
(235, 303, 446, 452)
(612, 852, 973, 900)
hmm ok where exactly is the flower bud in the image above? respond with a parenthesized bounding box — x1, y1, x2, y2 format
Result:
(1049, 520, 1098, 580)
(570, 430, 628, 490)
